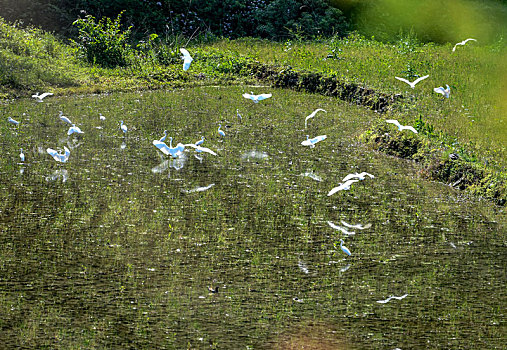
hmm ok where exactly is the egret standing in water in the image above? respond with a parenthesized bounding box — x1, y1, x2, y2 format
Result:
(339, 239, 351, 256)
(59, 111, 73, 125)
(120, 120, 128, 134)
(236, 109, 242, 122)
(180, 48, 193, 71)
(218, 124, 225, 137)
(20, 148, 25, 162)
(304, 108, 326, 129)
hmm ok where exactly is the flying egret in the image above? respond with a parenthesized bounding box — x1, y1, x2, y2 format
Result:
(327, 221, 356, 235)
(218, 124, 225, 137)
(301, 135, 327, 148)
(183, 143, 217, 156)
(32, 92, 53, 102)
(47, 146, 70, 163)
(452, 38, 476, 52)
(153, 138, 183, 158)
(434, 84, 451, 98)
(7, 117, 19, 125)
(327, 179, 359, 196)
(20, 148, 25, 162)
(99, 113, 106, 121)
(242, 93, 272, 103)
(120, 120, 128, 134)
(59, 111, 72, 125)
(386, 119, 418, 133)
(394, 75, 429, 89)
(342, 172, 375, 182)
(304, 108, 326, 129)
(180, 48, 193, 71)
(67, 124, 84, 136)
(376, 294, 408, 304)
(159, 130, 168, 142)
(339, 239, 351, 256)
(340, 220, 372, 230)
(236, 109, 242, 121)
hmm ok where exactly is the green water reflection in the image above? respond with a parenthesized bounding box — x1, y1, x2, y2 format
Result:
(0, 87, 505, 349)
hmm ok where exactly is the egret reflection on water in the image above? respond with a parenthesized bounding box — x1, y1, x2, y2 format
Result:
(46, 169, 69, 182)
(327, 221, 356, 235)
(182, 183, 215, 194)
(376, 294, 409, 304)
(340, 220, 372, 230)
(241, 150, 269, 161)
(327, 179, 359, 196)
(300, 171, 322, 182)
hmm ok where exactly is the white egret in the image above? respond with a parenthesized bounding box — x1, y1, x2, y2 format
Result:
(339, 239, 351, 256)
(327, 221, 355, 235)
(327, 179, 359, 196)
(32, 92, 53, 102)
(20, 148, 25, 162)
(339, 264, 351, 272)
(386, 119, 418, 133)
(67, 124, 84, 136)
(153, 138, 183, 158)
(298, 260, 309, 274)
(376, 294, 408, 304)
(452, 38, 476, 52)
(183, 143, 217, 156)
(195, 136, 205, 146)
(301, 135, 327, 148)
(218, 124, 225, 137)
(180, 48, 193, 71)
(342, 172, 375, 182)
(236, 109, 242, 121)
(159, 130, 168, 142)
(394, 75, 429, 89)
(242, 93, 272, 103)
(304, 108, 326, 129)
(7, 117, 19, 125)
(59, 111, 72, 125)
(120, 120, 128, 133)
(434, 84, 451, 98)
(46, 146, 70, 163)
(99, 113, 106, 121)
(340, 220, 372, 230)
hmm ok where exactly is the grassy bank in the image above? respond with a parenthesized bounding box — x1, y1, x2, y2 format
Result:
(1, 18, 505, 205)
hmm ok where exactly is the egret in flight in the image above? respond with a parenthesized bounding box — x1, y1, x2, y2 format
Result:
(395, 75, 429, 89)
(452, 38, 476, 52)
(242, 93, 272, 103)
(327, 179, 359, 196)
(183, 143, 217, 156)
(434, 85, 451, 98)
(32, 92, 53, 102)
(301, 135, 327, 148)
(47, 146, 70, 163)
(386, 119, 418, 133)
(304, 108, 326, 129)
(339, 239, 351, 256)
(342, 172, 374, 182)
(340, 220, 372, 230)
(180, 48, 193, 71)
(67, 124, 84, 136)
(7, 117, 19, 125)
(376, 294, 408, 304)
(59, 111, 72, 125)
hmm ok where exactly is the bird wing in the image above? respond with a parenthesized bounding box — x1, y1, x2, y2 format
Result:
(391, 294, 408, 300)
(376, 297, 393, 304)
(180, 48, 191, 60)
(344, 179, 359, 187)
(313, 135, 327, 143)
(386, 119, 401, 127)
(301, 139, 313, 146)
(402, 126, 418, 134)
(39, 92, 53, 99)
(61, 116, 72, 124)
(242, 93, 253, 100)
(256, 93, 272, 101)
(183, 143, 217, 156)
(463, 38, 476, 44)
(342, 173, 359, 182)
(413, 75, 429, 85)
(327, 185, 342, 196)
(433, 87, 445, 95)
(46, 148, 60, 161)
(359, 172, 375, 179)
(153, 140, 170, 155)
(395, 76, 411, 85)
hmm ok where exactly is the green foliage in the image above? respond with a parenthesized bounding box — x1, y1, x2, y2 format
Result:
(72, 12, 132, 68)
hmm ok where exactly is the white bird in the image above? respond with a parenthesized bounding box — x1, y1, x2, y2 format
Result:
(183, 183, 215, 194)
(236, 109, 242, 121)
(32, 92, 53, 102)
(301, 135, 327, 148)
(183, 143, 217, 156)
(180, 48, 193, 71)
(327, 179, 359, 196)
(159, 130, 168, 142)
(394, 75, 429, 89)
(153, 138, 183, 158)
(376, 294, 408, 304)
(195, 136, 205, 146)
(327, 221, 356, 235)
(120, 120, 128, 133)
(433, 84, 451, 98)
(46, 146, 70, 163)
(304, 108, 326, 128)
(7, 117, 19, 125)
(67, 124, 84, 136)
(20, 148, 25, 162)
(339, 239, 351, 256)
(340, 220, 372, 230)
(342, 172, 375, 182)
(300, 171, 322, 182)
(242, 93, 272, 103)
(386, 119, 418, 133)
(99, 113, 106, 121)
(218, 124, 225, 137)
(452, 38, 476, 52)
(59, 111, 73, 125)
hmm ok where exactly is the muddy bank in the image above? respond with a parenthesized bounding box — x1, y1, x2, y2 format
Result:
(361, 123, 507, 206)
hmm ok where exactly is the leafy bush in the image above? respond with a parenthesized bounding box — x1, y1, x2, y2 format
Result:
(71, 11, 132, 68)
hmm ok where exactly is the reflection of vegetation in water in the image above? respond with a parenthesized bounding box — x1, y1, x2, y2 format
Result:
(0, 87, 505, 349)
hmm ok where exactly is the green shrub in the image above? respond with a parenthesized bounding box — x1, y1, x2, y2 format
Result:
(71, 11, 132, 68)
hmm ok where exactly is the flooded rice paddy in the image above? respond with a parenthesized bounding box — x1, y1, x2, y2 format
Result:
(0, 86, 505, 349)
